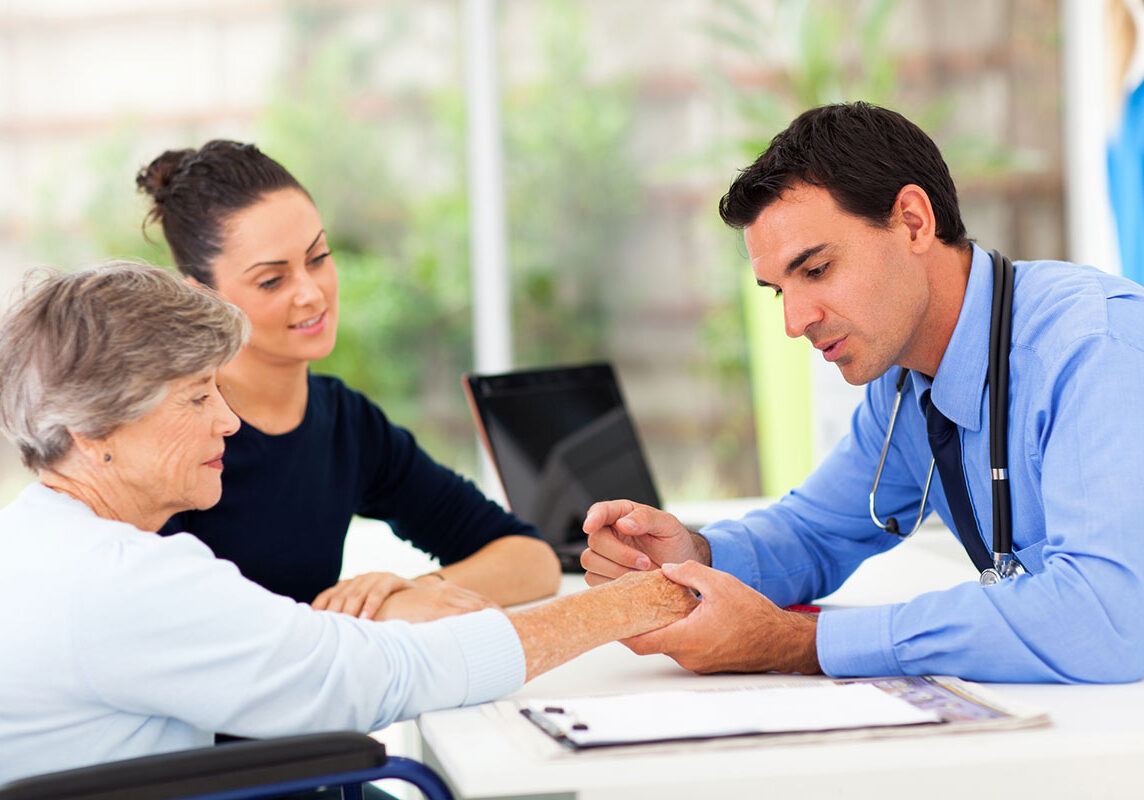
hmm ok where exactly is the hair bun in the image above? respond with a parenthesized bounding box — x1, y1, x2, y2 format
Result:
(135, 148, 196, 204)
(135, 139, 303, 285)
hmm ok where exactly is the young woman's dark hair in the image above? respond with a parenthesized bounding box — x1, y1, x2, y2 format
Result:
(136, 140, 307, 286)
(719, 102, 969, 249)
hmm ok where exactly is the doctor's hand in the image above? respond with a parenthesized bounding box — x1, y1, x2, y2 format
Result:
(373, 577, 499, 623)
(312, 571, 415, 619)
(623, 561, 820, 675)
(580, 499, 710, 587)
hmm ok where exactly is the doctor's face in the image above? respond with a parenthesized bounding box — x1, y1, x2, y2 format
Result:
(745, 183, 931, 385)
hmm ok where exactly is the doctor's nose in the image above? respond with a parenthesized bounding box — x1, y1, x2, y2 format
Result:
(783, 292, 824, 339)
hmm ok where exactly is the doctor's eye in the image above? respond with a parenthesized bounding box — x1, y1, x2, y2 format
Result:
(756, 280, 782, 298)
(806, 263, 830, 280)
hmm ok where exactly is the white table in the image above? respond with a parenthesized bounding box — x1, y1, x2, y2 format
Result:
(415, 527, 1144, 799)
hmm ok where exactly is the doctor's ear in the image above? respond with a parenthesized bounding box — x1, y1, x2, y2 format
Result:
(894, 184, 937, 253)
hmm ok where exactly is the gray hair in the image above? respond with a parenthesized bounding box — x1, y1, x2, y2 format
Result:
(0, 262, 249, 471)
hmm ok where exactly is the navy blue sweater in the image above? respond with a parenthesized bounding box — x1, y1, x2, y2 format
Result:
(161, 374, 538, 603)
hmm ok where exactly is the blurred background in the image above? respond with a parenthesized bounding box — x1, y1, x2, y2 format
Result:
(0, 0, 1131, 507)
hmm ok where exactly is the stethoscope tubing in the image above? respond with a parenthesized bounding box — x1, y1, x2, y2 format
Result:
(867, 249, 1017, 578)
(987, 250, 1014, 560)
(869, 368, 933, 538)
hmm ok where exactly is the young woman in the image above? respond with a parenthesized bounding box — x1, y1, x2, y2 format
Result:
(137, 141, 560, 621)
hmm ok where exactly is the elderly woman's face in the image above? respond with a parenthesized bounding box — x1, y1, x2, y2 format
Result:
(209, 188, 338, 368)
(102, 371, 239, 521)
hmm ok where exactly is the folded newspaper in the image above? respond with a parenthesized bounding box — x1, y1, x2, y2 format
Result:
(508, 675, 1050, 754)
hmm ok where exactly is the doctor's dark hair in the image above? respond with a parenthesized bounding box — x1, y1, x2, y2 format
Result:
(137, 140, 308, 286)
(719, 102, 969, 249)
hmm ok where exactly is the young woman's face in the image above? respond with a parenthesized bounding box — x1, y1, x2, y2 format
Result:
(210, 188, 338, 367)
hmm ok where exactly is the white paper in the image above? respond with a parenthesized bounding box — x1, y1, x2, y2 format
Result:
(524, 683, 941, 747)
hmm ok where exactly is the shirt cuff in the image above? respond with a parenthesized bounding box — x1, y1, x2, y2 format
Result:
(439, 608, 526, 705)
(702, 523, 761, 588)
(816, 604, 902, 677)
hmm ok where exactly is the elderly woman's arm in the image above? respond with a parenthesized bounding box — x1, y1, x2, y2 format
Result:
(73, 528, 692, 738)
(509, 566, 696, 680)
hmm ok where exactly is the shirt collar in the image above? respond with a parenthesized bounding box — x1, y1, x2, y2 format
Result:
(909, 243, 993, 431)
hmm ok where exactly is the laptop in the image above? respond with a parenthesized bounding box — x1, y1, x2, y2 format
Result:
(463, 363, 661, 571)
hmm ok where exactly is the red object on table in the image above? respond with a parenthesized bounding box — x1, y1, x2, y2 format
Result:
(784, 604, 822, 614)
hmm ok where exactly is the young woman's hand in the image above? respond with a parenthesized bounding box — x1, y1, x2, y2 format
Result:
(312, 571, 416, 619)
(374, 576, 499, 623)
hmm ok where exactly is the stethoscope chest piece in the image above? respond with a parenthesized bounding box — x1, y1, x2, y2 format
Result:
(979, 569, 1002, 586)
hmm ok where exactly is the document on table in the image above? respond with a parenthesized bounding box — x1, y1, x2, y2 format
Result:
(522, 682, 935, 749)
(519, 676, 1049, 750)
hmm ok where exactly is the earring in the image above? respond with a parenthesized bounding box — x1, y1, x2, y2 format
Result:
(103, 454, 112, 463)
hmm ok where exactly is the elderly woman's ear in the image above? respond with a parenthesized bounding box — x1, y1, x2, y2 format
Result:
(61, 429, 112, 469)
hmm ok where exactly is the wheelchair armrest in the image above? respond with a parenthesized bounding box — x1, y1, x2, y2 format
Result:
(0, 731, 385, 800)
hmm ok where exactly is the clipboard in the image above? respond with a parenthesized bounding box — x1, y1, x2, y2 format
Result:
(520, 682, 943, 750)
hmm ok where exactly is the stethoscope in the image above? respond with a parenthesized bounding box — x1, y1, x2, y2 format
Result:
(868, 250, 1023, 585)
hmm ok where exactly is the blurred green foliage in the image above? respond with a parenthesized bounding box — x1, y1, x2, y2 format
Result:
(504, 2, 638, 366)
(265, 0, 639, 467)
(698, 0, 1030, 386)
(704, 0, 899, 159)
(27, 0, 1052, 500)
(696, 0, 909, 478)
(30, 131, 165, 268)
(694, 0, 1039, 489)
(50, 0, 638, 474)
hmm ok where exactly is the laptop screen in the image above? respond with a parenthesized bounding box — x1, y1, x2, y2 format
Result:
(464, 363, 661, 557)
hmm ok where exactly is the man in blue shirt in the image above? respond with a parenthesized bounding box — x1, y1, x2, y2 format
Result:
(582, 102, 1144, 683)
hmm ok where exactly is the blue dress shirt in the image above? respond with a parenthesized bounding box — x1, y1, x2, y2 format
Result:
(703, 245, 1144, 683)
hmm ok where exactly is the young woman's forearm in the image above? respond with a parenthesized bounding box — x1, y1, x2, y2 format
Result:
(428, 535, 561, 604)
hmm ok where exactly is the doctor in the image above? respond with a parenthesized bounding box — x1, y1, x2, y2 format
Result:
(582, 102, 1144, 683)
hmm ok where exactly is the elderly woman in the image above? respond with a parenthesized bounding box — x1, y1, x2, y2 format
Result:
(0, 263, 696, 783)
